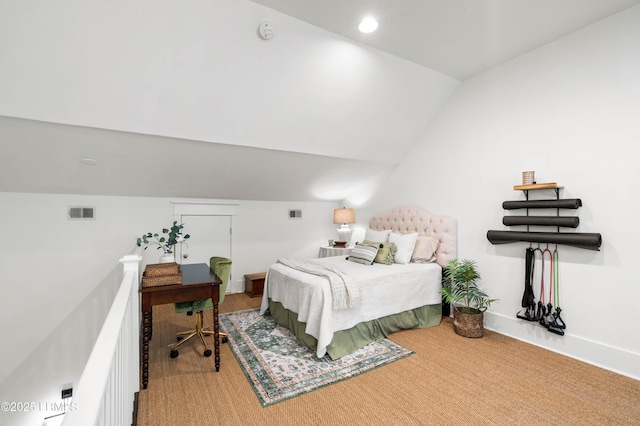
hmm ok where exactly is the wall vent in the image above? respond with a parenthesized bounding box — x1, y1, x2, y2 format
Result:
(288, 209, 302, 219)
(68, 206, 95, 220)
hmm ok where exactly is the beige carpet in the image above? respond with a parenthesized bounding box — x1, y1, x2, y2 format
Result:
(137, 294, 640, 426)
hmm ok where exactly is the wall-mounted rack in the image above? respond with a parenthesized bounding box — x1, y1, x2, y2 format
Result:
(487, 182, 602, 250)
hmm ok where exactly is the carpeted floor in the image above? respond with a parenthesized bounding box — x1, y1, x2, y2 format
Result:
(136, 293, 640, 426)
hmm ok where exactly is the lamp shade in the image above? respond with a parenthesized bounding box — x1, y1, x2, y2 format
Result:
(333, 208, 355, 224)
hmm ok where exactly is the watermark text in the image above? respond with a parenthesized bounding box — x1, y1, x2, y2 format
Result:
(1, 401, 77, 412)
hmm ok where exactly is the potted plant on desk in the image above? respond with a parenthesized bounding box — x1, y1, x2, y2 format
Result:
(137, 221, 190, 263)
(441, 259, 497, 338)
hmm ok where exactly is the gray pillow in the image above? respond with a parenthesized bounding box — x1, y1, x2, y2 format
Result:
(346, 242, 379, 265)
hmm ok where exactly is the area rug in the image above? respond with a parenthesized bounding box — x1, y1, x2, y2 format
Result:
(219, 308, 413, 406)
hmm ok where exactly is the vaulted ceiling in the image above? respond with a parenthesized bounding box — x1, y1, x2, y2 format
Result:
(1, 0, 637, 203)
(248, 0, 640, 80)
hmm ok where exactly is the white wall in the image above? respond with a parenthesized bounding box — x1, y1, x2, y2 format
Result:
(232, 200, 338, 290)
(0, 191, 337, 425)
(364, 5, 640, 379)
(0, 0, 457, 166)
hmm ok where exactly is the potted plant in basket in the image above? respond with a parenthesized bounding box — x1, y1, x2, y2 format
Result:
(441, 258, 497, 338)
(137, 221, 190, 263)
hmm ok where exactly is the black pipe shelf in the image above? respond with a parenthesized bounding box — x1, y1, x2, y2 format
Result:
(502, 216, 579, 228)
(487, 182, 602, 250)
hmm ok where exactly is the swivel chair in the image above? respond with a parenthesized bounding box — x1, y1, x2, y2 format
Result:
(169, 256, 231, 358)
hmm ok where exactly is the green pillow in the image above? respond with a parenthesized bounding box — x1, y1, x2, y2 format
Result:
(363, 240, 397, 265)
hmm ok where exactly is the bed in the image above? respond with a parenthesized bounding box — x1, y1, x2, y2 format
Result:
(259, 206, 457, 359)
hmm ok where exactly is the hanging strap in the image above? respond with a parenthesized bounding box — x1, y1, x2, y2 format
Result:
(533, 247, 542, 303)
(539, 249, 547, 304)
(540, 248, 554, 304)
(551, 247, 566, 332)
(553, 248, 560, 308)
(546, 248, 553, 305)
(522, 247, 535, 307)
(526, 248, 534, 288)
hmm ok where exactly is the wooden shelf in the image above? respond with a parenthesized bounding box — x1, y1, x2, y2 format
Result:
(513, 182, 563, 191)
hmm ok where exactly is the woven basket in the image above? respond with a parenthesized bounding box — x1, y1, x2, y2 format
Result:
(453, 308, 484, 338)
(141, 273, 182, 288)
(144, 262, 181, 277)
(522, 170, 535, 185)
(142, 262, 182, 287)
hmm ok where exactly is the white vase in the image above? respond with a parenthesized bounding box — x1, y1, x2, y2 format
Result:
(159, 253, 175, 263)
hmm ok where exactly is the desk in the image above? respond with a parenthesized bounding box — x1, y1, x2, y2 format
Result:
(139, 263, 221, 389)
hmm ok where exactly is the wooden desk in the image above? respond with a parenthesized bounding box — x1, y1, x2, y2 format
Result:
(139, 263, 221, 389)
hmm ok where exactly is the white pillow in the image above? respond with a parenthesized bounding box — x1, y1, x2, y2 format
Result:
(388, 232, 419, 264)
(364, 228, 391, 243)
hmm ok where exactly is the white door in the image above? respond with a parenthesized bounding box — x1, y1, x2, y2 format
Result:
(176, 215, 231, 266)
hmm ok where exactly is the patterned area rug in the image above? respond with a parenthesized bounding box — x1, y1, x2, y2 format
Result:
(219, 308, 413, 407)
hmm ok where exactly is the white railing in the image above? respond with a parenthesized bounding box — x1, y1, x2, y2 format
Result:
(62, 254, 141, 426)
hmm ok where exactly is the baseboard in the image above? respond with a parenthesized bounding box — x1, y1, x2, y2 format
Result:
(484, 311, 640, 381)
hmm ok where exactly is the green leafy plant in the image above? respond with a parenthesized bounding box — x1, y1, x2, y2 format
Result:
(136, 221, 190, 254)
(441, 258, 497, 314)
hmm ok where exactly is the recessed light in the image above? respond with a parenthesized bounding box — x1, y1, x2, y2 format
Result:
(358, 17, 378, 33)
(81, 157, 98, 166)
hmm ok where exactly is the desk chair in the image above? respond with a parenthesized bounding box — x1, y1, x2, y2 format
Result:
(169, 257, 231, 358)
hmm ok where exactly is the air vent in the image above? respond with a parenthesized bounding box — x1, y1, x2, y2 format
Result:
(288, 209, 302, 219)
(68, 206, 95, 220)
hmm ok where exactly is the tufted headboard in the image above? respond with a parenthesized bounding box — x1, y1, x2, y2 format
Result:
(368, 206, 458, 268)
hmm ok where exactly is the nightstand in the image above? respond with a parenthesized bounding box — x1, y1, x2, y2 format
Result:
(318, 246, 353, 258)
(244, 272, 266, 297)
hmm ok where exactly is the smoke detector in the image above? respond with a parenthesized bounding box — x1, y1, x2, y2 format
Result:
(258, 20, 274, 40)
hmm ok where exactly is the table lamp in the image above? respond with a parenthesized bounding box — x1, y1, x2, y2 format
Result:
(333, 208, 355, 247)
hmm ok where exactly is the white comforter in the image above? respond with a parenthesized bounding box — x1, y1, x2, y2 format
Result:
(259, 256, 442, 358)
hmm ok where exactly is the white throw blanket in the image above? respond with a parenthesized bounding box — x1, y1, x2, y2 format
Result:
(276, 258, 361, 310)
